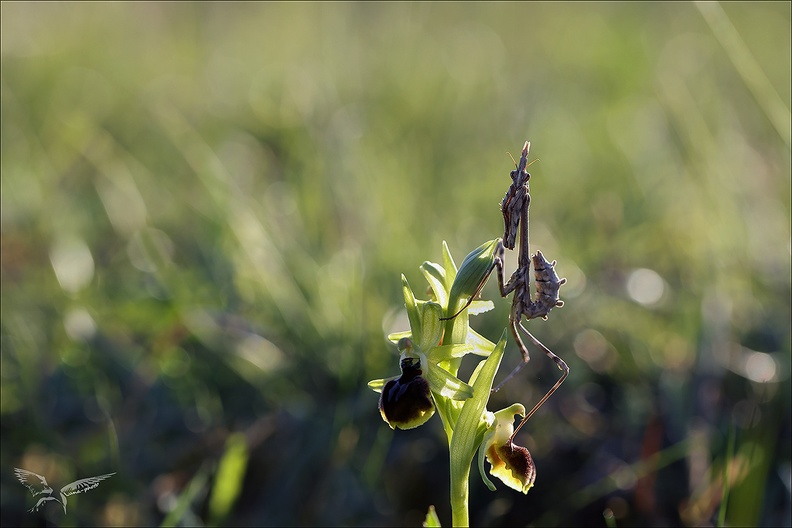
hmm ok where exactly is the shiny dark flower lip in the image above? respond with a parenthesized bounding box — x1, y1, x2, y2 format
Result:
(378, 354, 435, 429)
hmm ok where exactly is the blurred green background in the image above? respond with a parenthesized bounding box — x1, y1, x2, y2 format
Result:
(1, 2, 790, 527)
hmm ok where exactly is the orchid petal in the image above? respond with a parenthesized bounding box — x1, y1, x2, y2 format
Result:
(401, 275, 421, 342)
(466, 329, 497, 357)
(469, 300, 495, 315)
(420, 261, 449, 309)
(387, 330, 411, 344)
(441, 241, 457, 291)
(426, 363, 474, 401)
(426, 344, 475, 363)
(419, 301, 444, 350)
(367, 375, 399, 393)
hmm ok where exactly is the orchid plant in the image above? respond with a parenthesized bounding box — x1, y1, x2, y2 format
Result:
(368, 240, 536, 527)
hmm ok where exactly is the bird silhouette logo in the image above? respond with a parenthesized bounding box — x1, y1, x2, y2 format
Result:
(14, 467, 115, 514)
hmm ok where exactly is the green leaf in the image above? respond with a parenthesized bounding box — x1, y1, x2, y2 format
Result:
(449, 329, 507, 492)
(466, 354, 488, 387)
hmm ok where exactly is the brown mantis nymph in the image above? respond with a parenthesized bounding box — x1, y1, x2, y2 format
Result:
(444, 142, 568, 440)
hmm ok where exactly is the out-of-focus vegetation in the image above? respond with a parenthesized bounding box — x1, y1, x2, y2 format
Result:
(1, 2, 789, 526)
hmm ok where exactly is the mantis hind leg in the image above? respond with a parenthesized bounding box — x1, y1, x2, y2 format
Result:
(491, 318, 569, 440)
(510, 321, 568, 440)
(518, 320, 568, 378)
(491, 316, 532, 393)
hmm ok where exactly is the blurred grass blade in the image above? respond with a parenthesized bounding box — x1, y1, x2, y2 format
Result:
(160, 462, 212, 528)
(696, 1, 792, 147)
(534, 439, 691, 526)
(603, 508, 617, 528)
(717, 423, 737, 527)
(208, 433, 250, 526)
(423, 505, 442, 527)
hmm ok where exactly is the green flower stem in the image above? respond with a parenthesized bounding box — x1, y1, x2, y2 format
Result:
(448, 330, 507, 527)
(450, 472, 470, 527)
(444, 303, 469, 525)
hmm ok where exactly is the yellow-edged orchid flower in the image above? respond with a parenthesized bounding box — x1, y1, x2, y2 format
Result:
(478, 404, 536, 494)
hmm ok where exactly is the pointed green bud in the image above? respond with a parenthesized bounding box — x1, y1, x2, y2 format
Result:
(447, 239, 500, 319)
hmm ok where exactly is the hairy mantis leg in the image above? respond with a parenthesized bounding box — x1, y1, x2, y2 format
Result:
(508, 320, 568, 441)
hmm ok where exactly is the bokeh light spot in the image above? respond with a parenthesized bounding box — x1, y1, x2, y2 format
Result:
(561, 259, 587, 299)
(49, 236, 94, 293)
(235, 334, 285, 374)
(63, 307, 97, 342)
(127, 228, 174, 273)
(744, 351, 776, 383)
(574, 329, 616, 373)
(626, 268, 665, 306)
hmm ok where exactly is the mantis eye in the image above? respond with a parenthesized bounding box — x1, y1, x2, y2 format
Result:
(378, 357, 434, 430)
